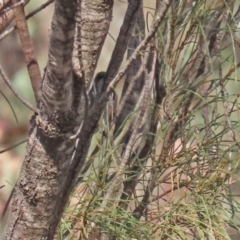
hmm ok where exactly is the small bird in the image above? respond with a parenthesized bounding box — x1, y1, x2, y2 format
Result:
(88, 71, 106, 107)
(88, 71, 118, 133)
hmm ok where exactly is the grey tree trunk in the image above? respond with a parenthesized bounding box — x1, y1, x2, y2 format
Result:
(2, 0, 114, 239)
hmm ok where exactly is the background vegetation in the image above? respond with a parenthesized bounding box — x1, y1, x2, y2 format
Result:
(0, 0, 240, 239)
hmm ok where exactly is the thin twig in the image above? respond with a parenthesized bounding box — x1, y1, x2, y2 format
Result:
(2, 186, 14, 219)
(0, 139, 28, 221)
(107, 0, 172, 92)
(0, 89, 18, 124)
(0, 0, 24, 15)
(101, 52, 156, 209)
(0, 0, 54, 41)
(0, 0, 30, 35)
(11, 0, 42, 101)
(0, 64, 38, 113)
(26, 0, 54, 19)
(0, 140, 27, 154)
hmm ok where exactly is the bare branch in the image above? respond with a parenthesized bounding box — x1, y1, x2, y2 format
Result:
(39, 0, 78, 114)
(0, 63, 38, 113)
(76, 0, 113, 87)
(11, 0, 42, 101)
(104, 0, 143, 87)
(107, 0, 172, 92)
(0, 0, 23, 15)
(0, 0, 29, 34)
(0, 0, 54, 41)
(71, 0, 142, 181)
(114, 5, 145, 134)
(0, 140, 27, 154)
(2, 0, 79, 239)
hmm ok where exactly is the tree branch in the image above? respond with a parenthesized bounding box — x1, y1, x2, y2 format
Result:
(3, 0, 79, 239)
(0, 63, 38, 113)
(0, 0, 54, 41)
(11, 0, 42, 101)
(0, 0, 29, 34)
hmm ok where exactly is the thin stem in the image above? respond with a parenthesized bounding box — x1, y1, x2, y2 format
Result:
(11, 0, 42, 101)
(0, 64, 38, 113)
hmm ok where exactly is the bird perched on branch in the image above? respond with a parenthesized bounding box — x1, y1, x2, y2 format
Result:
(88, 71, 118, 132)
(88, 71, 106, 108)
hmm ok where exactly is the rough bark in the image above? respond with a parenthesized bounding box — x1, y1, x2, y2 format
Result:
(3, 0, 113, 240)
(76, 0, 113, 87)
(2, 0, 113, 239)
(3, 0, 78, 238)
(0, 0, 30, 33)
